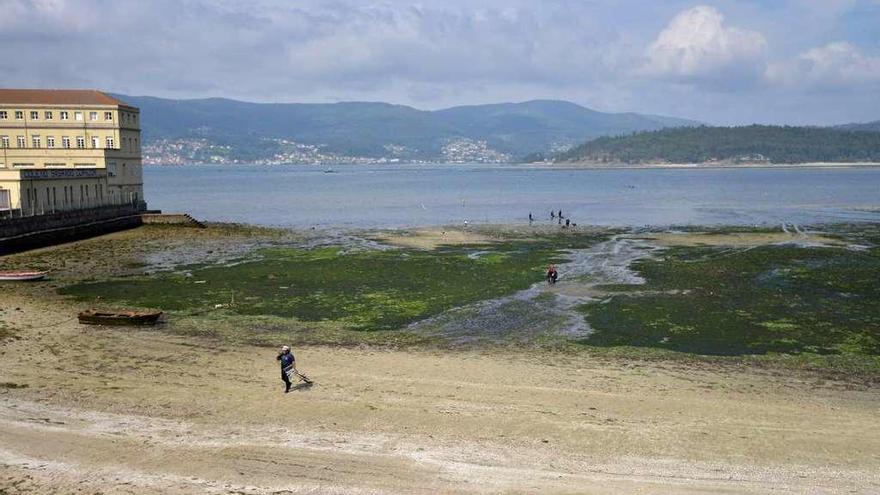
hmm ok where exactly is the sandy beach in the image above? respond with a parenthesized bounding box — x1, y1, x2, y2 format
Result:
(1, 226, 879, 494)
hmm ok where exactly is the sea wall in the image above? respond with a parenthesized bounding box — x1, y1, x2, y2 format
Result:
(0, 205, 144, 255)
(141, 213, 205, 228)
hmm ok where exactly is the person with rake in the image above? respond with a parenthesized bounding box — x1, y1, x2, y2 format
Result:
(277, 345, 312, 393)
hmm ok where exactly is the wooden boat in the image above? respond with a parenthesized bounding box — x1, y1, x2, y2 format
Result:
(78, 309, 163, 326)
(0, 271, 48, 281)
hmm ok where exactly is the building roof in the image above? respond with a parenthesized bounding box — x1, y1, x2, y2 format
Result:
(0, 89, 132, 107)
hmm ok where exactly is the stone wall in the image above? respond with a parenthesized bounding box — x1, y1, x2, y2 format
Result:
(141, 213, 205, 228)
(0, 205, 144, 255)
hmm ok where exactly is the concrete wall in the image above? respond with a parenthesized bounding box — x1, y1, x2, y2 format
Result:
(0, 205, 144, 255)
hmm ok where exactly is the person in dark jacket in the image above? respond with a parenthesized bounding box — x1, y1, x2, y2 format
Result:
(276, 345, 311, 392)
(546, 264, 558, 285)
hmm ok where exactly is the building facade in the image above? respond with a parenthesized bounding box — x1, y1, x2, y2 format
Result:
(0, 89, 143, 213)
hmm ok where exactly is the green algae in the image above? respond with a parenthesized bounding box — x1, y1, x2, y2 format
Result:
(60, 240, 581, 331)
(579, 242, 880, 369)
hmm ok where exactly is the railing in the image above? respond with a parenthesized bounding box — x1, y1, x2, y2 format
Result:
(0, 194, 145, 220)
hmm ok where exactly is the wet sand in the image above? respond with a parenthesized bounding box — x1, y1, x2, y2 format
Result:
(374, 228, 497, 250)
(1, 226, 879, 493)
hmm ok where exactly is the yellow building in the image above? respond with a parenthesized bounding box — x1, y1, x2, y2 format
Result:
(0, 89, 143, 213)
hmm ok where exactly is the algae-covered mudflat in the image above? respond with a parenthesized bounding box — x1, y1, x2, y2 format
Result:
(3, 222, 880, 494)
(581, 228, 880, 372)
(61, 237, 592, 331)
(39, 222, 880, 374)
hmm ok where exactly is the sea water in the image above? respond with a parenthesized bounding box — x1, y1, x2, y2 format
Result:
(144, 164, 880, 228)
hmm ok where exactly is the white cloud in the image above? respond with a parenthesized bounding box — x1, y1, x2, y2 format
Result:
(766, 42, 880, 88)
(642, 5, 767, 82)
(0, 0, 877, 123)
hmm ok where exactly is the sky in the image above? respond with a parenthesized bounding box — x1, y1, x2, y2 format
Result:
(2, 0, 879, 125)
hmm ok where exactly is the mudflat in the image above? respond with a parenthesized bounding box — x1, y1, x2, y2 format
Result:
(1, 225, 879, 494)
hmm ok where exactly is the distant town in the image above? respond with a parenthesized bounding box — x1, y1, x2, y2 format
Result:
(142, 137, 517, 165)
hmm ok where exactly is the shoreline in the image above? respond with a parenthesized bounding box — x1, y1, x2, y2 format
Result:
(4, 221, 878, 377)
(143, 161, 880, 170)
(526, 161, 880, 170)
(2, 222, 879, 493)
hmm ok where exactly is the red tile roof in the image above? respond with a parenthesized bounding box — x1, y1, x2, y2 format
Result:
(0, 89, 132, 107)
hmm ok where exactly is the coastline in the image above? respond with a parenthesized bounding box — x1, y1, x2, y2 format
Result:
(525, 161, 880, 170)
(143, 161, 880, 170)
(2, 223, 880, 493)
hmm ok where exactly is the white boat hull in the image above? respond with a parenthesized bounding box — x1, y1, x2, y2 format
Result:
(0, 271, 48, 281)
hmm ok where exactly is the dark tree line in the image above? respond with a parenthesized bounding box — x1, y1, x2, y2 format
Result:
(557, 125, 880, 164)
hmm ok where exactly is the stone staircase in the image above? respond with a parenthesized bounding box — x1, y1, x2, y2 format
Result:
(141, 212, 206, 228)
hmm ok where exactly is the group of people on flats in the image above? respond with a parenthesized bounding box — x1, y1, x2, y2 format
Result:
(528, 209, 577, 229)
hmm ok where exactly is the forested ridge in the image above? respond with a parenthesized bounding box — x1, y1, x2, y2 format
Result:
(557, 125, 880, 164)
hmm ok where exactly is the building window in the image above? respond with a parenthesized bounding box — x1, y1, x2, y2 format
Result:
(0, 136, 8, 148)
(47, 136, 55, 148)
(106, 137, 115, 149)
(15, 111, 23, 119)
(62, 136, 71, 148)
(46, 163, 66, 168)
(76, 136, 85, 148)
(60, 111, 69, 120)
(13, 163, 34, 168)
(30, 111, 39, 120)
(32, 136, 41, 148)
(74, 163, 96, 168)
(0, 111, 7, 119)
(91, 137, 100, 148)
(104, 112, 113, 120)
(89, 111, 98, 121)
(45, 111, 53, 119)
(75, 111, 83, 121)
(17, 136, 26, 148)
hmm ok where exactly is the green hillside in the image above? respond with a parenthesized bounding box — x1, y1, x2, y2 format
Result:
(557, 125, 880, 164)
(835, 120, 880, 132)
(113, 95, 699, 163)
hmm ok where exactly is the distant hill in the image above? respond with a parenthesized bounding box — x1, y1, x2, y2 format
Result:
(112, 94, 699, 164)
(834, 121, 880, 132)
(557, 125, 880, 164)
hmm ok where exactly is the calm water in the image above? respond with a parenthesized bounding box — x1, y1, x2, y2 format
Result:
(144, 164, 880, 228)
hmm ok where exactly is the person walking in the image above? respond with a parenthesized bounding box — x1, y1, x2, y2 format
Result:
(529, 212, 534, 224)
(277, 345, 311, 393)
(546, 264, 558, 285)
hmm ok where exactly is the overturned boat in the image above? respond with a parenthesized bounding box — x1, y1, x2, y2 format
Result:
(78, 309, 163, 326)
